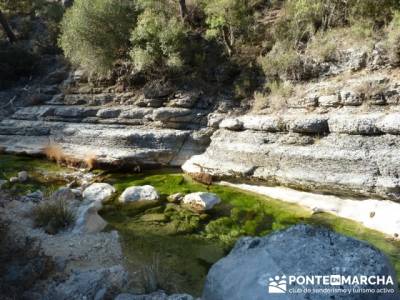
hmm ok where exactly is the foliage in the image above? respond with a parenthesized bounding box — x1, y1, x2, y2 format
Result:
(387, 11, 400, 66)
(274, 0, 398, 46)
(59, 0, 138, 74)
(130, 8, 187, 72)
(0, 44, 37, 88)
(204, 0, 251, 55)
(260, 41, 302, 80)
(32, 199, 75, 234)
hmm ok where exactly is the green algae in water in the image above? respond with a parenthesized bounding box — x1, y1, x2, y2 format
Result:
(100, 172, 400, 295)
(1, 155, 398, 294)
(0, 154, 73, 195)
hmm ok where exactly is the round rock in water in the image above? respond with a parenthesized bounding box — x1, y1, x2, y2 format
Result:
(119, 185, 159, 203)
(203, 224, 399, 300)
(82, 183, 116, 203)
(182, 192, 221, 210)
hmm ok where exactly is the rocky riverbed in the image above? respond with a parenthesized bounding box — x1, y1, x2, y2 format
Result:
(0, 155, 399, 299)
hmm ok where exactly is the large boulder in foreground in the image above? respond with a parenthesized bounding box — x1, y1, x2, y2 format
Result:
(119, 185, 159, 203)
(203, 225, 399, 300)
(182, 192, 221, 210)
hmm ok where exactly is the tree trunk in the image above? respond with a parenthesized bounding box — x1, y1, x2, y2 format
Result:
(0, 10, 16, 44)
(178, 0, 188, 21)
(222, 26, 234, 56)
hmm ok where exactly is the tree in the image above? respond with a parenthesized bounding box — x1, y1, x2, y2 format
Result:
(59, 0, 138, 74)
(130, 8, 187, 72)
(204, 0, 250, 56)
(0, 9, 16, 43)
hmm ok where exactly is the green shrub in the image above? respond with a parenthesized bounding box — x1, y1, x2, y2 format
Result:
(273, 0, 398, 46)
(32, 199, 75, 234)
(204, 0, 251, 55)
(0, 44, 37, 88)
(59, 0, 138, 74)
(260, 41, 302, 80)
(130, 9, 187, 72)
(387, 11, 400, 66)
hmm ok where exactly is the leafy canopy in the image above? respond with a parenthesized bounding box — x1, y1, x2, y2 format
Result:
(59, 0, 138, 74)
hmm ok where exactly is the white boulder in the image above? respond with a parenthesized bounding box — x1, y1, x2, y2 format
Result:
(119, 185, 159, 203)
(18, 171, 29, 182)
(182, 192, 221, 210)
(83, 183, 115, 203)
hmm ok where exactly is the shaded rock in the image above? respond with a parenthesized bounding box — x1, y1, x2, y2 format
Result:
(219, 118, 243, 131)
(22, 190, 43, 203)
(73, 201, 107, 234)
(18, 171, 28, 182)
(143, 81, 173, 99)
(51, 187, 76, 202)
(182, 192, 221, 211)
(83, 183, 116, 203)
(169, 91, 200, 108)
(97, 108, 121, 119)
(119, 185, 159, 203)
(203, 224, 399, 300)
(340, 90, 363, 106)
(48, 265, 128, 300)
(287, 116, 329, 134)
(167, 193, 184, 203)
(0, 179, 7, 189)
(136, 98, 167, 108)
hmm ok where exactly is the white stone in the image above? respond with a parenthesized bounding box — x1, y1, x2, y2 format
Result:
(119, 185, 159, 203)
(83, 183, 116, 203)
(18, 171, 28, 182)
(219, 118, 243, 131)
(182, 192, 221, 210)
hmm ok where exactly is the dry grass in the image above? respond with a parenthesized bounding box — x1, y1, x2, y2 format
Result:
(43, 143, 67, 163)
(43, 143, 98, 169)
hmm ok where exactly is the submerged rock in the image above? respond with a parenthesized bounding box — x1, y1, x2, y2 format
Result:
(182, 192, 221, 211)
(119, 185, 159, 203)
(203, 224, 399, 300)
(167, 192, 184, 203)
(83, 183, 116, 203)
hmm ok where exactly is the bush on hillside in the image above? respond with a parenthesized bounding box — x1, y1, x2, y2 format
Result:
(387, 11, 400, 66)
(204, 0, 251, 56)
(59, 0, 138, 74)
(130, 8, 187, 73)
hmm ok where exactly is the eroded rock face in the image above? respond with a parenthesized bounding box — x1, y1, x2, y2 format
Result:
(203, 225, 399, 300)
(119, 185, 159, 203)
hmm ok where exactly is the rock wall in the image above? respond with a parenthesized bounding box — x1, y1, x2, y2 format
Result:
(2, 57, 400, 201)
(183, 72, 400, 201)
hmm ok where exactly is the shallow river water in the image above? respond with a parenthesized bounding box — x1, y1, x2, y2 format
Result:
(1, 155, 399, 296)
